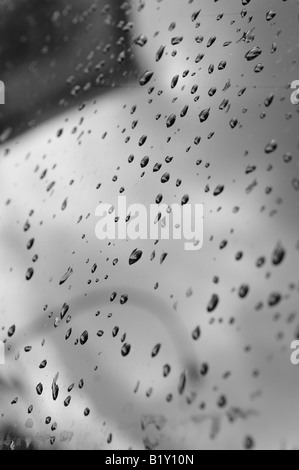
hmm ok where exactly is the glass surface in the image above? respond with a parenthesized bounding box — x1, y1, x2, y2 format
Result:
(0, 0, 299, 450)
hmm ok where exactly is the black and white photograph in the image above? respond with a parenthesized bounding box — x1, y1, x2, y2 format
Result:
(0, 0, 299, 452)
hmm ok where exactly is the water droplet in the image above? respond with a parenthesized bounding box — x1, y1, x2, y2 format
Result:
(61, 198, 68, 211)
(60, 303, 69, 320)
(239, 284, 250, 299)
(192, 326, 201, 340)
(268, 292, 282, 307)
(64, 396, 72, 407)
(171, 36, 183, 45)
(213, 185, 225, 196)
(151, 344, 161, 358)
(166, 114, 176, 128)
(207, 294, 219, 312)
(264, 139, 278, 154)
(139, 70, 154, 86)
(140, 156, 149, 168)
(178, 371, 187, 395)
(156, 45, 165, 62)
(121, 343, 131, 357)
(245, 46, 262, 61)
(36, 383, 43, 395)
(51, 373, 59, 402)
(8, 325, 16, 337)
(26, 267, 34, 281)
(266, 11, 276, 21)
(272, 243, 286, 266)
(292, 179, 299, 191)
(134, 34, 148, 47)
(59, 266, 73, 285)
(161, 173, 170, 183)
(120, 294, 128, 305)
(199, 108, 211, 123)
(80, 330, 89, 345)
(112, 326, 119, 338)
(129, 248, 143, 265)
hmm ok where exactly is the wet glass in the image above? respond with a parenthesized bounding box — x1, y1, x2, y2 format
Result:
(0, 0, 299, 450)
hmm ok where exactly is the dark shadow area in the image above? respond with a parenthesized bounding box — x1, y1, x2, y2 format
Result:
(0, 0, 138, 141)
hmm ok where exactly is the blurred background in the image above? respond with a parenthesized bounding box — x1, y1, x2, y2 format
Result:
(0, 0, 137, 141)
(0, 0, 299, 451)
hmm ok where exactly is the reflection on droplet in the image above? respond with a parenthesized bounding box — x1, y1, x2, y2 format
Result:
(129, 248, 143, 265)
(121, 343, 131, 357)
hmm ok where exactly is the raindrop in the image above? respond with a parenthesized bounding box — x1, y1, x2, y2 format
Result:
(264, 139, 278, 154)
(266, 11, 276, 21)
(59, 266, 73, 285)
(171, 36, 183, 45)
(163, 364, 171, 377)
(112, 326, 119, 338)
(36, 383, 43, 396)
(8, 325, 16, 338)
(239, 285, 250, 299)
(245, 47, 262, 61)
(230, 117, 238, 129)
(156, 45, 165, 62)
(80, 330, 89, 345)
(272, 243, 286, 266)
(120, 294, 128, 305)
(121, 343, 131, 357)
(134, 34, 148, 47)
(292, 179, 299, 191)
(192, 326, 201, 340)
(26, 267, 34, 281)
(161, 173, 170, 183)
(139, 71, 154, 86)
(61, 198, 68, 211)
(52, 376, 59, 402)
(166, 114, 176, 128)
(171, 74, 179, 89)
(178, 371, 187, 395)
(129, 248, 143, 265)
(244, 436, 255, 450)
(268, 292, 282, 307)
(199, 108, 210, 123)
(207, 294, 219, 313)
(64, 396, 72, 407)
(151, 344, 161, 358)
(213, 185, 225, 196)
(140, 156, 149, 168)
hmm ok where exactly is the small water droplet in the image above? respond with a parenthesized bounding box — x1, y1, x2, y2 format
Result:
(80, 330, 89, 345)
(121, 343, 131, 357)
(272, 243, 286, 266)
(207, 294, 219, 312)
(151, 344, 161, 358)
(129, 248, 143, 265)
(245, 46, 262, 61)
(139, 70, 154, 86)
(59, 266, 73, 285)
(26, 267, 34, 281)
(199, 108, 211, 123)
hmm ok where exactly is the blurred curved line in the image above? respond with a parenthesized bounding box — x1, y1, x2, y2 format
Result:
(7, 286, 201, 382)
